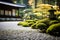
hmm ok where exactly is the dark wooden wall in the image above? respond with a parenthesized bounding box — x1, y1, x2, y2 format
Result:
(0, 0, 13, 3)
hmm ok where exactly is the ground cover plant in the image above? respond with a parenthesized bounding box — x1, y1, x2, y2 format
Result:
(18, 4, 60, 36)
(18, 17, 60, 36)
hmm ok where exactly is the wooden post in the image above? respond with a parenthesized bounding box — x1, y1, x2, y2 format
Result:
(4, 10, 5, 16)
(11, 10, 12, 16)
(0, 10, 1, 15)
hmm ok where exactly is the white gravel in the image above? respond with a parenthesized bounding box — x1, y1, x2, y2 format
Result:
(0, 21, 60, 40)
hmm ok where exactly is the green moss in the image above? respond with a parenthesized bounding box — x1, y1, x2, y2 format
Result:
(36, 18, 50, 25)
(49, 20, 59, 25)
(18, 22, 29, 27)
(18, 22, 25, 25)
(36, 23, 47, 30)
(31, 23, 37, 29)
(22, 22, 29, 27)
(28, 22, 34, 26)
(25, 20, 35, 23)
(46, 23, 60, 36)
(57, 16, 60, 22)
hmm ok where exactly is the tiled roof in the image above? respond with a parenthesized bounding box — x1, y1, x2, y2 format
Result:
(0, 1, 26, 8)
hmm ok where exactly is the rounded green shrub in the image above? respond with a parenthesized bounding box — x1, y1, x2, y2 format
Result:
(49, 20, 59, 25)
(36, 23, 47, 30)
(46, 23, 60, 36)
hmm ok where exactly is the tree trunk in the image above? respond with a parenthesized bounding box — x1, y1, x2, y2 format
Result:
(57, 0, 60, 11)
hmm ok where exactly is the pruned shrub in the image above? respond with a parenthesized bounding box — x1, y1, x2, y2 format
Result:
(46, 23, 60, 36)
(49, 20, 59, 25)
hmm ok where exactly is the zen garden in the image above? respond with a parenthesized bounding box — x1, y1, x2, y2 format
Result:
(0, 0, 60, 40)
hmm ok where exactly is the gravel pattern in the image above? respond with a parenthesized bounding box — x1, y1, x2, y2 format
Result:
(0, 30, 60, 40)
(0, 21, 60, 40)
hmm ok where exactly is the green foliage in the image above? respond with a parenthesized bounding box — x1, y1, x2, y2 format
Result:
(28, 18, 50, 29)
(30, 18, 50, 29)
(18, 22, 29, 27)
(25, 20, 36, 26)
(49, 20, 59, 25)
(31, 23, 37, 29)
(36, 23, 47, 30)
(22, 22, 29, 27)
(46, 23, 60, 36)
(28, 22, 34, 26)
(25, 20, 35, 23)
(18, 20, 36, 27)
(22, 23, 29, 27)
(36, 18, 50, 25)
(57, 16, 60, 22)
(18, 22, 25, 25)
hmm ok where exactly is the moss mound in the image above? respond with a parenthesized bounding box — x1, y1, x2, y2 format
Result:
(28, 22, 34, 26)
(18, 22, 25, 25)
(31, 23, 37, 29)
(49, 20, 59, 25)
(46, 23, 60, 36)
(18, 18, 60, 36)
(57, 16, 60, 22)
(22, 22, 29, 27)
(36, 23, 47, 30)
(18, 22, 29, 27)
(25, 20, 36, 23)
(36, 18, 50, 25)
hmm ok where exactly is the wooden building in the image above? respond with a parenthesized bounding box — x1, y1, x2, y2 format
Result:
(0, 0, 26, 21)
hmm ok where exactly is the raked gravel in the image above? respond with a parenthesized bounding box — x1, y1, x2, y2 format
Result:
(0, 30, 60, 40)
(0, 21, 60, 40)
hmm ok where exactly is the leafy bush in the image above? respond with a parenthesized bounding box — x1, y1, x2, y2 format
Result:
(36, 23, 47, 30)
(49, 20, 59, 25)
(46, 23, 60, 36)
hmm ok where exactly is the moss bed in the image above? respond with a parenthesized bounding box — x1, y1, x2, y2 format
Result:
(18, 18, 60, 36)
